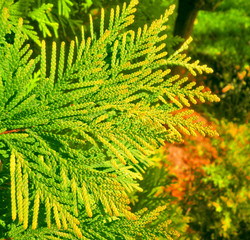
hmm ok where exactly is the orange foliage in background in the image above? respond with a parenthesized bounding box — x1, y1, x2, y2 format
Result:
(164, 133, 218, 201)
(162, 108, 220, 201)
(162, 67, 249, 235)
(163, 115, 249, 203)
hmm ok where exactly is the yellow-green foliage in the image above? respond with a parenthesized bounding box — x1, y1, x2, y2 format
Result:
(0, 0, 219, 239)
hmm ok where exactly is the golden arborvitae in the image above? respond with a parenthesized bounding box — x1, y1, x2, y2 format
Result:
(0, 0, 219, 239)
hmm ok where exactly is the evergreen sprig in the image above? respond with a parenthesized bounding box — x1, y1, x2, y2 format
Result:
(0, 0, 219, 238)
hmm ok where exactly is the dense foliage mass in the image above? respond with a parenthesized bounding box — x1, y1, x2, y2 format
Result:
(164, 119, 250, 239)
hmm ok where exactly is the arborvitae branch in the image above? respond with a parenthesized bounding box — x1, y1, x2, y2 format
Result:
(0, 1, 220, 238)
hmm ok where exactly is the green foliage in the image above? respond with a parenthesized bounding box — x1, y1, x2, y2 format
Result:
(0, 0, 58, 45)
(0, 0, 107, 45)
(127, 0, 181, 54)
(0, 0, 219, 238)
(190, 0, 250, 122)
(0, 0, 181, 49)
(130, 147, 189, 238)
(192, 0, 250, 66)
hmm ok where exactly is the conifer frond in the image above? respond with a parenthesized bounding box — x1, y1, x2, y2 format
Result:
(8, 205, 179, 239)
(166, 37, 214, 76)
(1, 1, 220, 238)
(0, 0, 59, 44)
